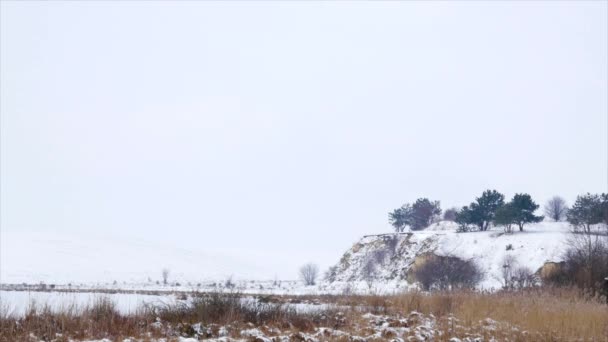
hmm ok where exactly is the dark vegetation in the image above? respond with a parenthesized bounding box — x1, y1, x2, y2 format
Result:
(412, 255, 483, 291)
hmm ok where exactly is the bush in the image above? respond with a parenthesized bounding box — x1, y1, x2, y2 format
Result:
(545, 232, 608, 296)
(500, 255, 538, 289)
(413, 255, 483, 290)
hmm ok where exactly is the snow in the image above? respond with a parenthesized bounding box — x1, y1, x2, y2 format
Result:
(0, 221, 594, 294)
(327, 221, 578, 290)
(0, 290, 178, 316)
(0, 229, 271, 284)
(0, 290, 331, 318)
(433, 222, 571, 288)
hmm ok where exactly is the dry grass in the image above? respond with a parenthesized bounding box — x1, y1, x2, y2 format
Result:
(359, 287, 608, 341)
(0, 297, 156, 342)
(1, 288, 607, 341)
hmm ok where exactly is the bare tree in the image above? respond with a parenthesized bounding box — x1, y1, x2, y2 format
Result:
(513, 266, 537, 288)
(362, 257, 378, 290)
(563, 232, 608, 292)
(544, 196, 568, 222)
(299, 263, 319, 286)
(500, 255, 518, 289)
(162, 268, 170, 286)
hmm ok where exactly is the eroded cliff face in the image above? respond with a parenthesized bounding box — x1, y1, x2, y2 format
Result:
(328, 232, 441, 283)
(326, 222, 572, 290)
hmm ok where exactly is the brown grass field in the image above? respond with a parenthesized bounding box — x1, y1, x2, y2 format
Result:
(1, 287, 607, 342)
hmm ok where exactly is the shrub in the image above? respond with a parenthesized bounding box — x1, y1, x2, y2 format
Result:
(562, 233, 608, 293)
(512, 266, 538, 288)
(413, 255, 483, 290)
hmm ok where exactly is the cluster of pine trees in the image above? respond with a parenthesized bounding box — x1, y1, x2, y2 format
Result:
(389, 191, 608, 234)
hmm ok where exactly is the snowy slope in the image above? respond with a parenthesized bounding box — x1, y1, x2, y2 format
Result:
(327, 221, 573, 290)
(0, 229, 272, 285)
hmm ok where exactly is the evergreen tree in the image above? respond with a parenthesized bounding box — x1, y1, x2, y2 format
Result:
(455, 206, 474, 232)
(567, 193, 603, 233)
(410, 198, 442, 230)
(509, 193, 543, 231)
(494, 203, 517, 234)
(388, 204, 412, 232)
(467, 190, 505, 231)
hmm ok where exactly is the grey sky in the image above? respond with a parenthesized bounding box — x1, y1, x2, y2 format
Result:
(1, 1, 607, 278)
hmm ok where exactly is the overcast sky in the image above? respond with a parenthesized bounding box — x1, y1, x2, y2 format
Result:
(2, 1, 607, 278)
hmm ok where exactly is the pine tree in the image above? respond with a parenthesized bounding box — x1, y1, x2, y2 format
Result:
(567, 193, 603, 233)
(468, 190, 505, 231)
(509, 193, 543, 231)
(494, 203, 517, 234)
(410, 198, 442, 230)
(388, 204, 412, 232)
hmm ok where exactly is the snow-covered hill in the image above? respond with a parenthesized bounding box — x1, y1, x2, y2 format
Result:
(0, 222, 583, 293)
(0, 229, 273, 285)
(326, 221, 573, 290)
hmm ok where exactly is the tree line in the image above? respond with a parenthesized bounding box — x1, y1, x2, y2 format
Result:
(389, 191, 608, 234)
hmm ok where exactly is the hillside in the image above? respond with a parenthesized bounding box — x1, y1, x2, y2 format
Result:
(0, 229, 271, 285)
(325, 221, 572, 290)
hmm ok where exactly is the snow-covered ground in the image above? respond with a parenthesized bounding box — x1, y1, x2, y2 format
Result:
(0, 229, 274, 285)
(433, 222, 571, 288)
(0, 290, 332, 318)
(0, 290, 178, 316)
(0, 221, 593, 295)
(327, 221, 582, 290)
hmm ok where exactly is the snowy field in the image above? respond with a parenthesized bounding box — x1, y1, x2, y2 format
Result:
(0, 222, 595, 298)
(0, 290, 178, 316)
(0, 290, 332, 318)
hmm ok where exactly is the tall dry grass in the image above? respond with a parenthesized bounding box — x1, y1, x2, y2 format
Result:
(1, 288, 607, 341)
(375, 287, 608, 341)
(0, 297, 155, 342)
